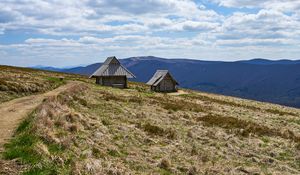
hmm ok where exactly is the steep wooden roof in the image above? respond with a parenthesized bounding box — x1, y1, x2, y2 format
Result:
(90, 56, 136, 78)
(146, 70, 178, 86)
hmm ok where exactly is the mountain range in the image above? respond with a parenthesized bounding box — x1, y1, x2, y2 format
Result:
(32, 56, 300, 108)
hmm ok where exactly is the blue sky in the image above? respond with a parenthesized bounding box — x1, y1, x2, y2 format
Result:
(0, 0, 300, 67)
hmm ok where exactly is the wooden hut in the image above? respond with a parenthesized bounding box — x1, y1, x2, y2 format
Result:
(147, 70, 178, 92)
(90, 56, 135, 88)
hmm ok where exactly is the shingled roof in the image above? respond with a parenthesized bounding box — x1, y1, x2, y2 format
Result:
(146, 70, 178, 86)
(90, 56, 136, 78)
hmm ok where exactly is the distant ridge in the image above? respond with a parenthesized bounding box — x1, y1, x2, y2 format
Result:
(31, 66, 64, 72)
(237, 58, 300, 65)
(31, 57, 300, 108)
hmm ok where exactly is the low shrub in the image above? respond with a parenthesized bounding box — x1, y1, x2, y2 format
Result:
(143, 123, 177, 139)
(197, 114, 275, 137)
(197, 113, 300, 143)
(143, 123, 165, 136)
(159, 158, 171, 170)
(69, 124, 79, 133)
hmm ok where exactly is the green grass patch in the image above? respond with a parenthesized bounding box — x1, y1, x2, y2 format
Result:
(45, 77, 66, 89)
(3, 113, 40, 164)
(16, 114, 33, 133)
(3, 133, 41, 164)
(159, 169, 173, 175)
(47, 142, 65, 154)
(45, 77, 63, 83)
(23, 164, 59, 175)
(277, 150, 293, 161)
(3, 111, 70, 174)
(108, 149, 121, 157)
(261, 137, 270, 143)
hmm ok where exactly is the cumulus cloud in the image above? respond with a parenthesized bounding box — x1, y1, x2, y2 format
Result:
(215, 9, 300, 47)
(87, 0, 176, 15)
(212, 0, 300, 12)
(0, 6, 19, 23)
(0, 0, 220, 35)
(0, 0, 300, 66)
(23, 34, 210, 50)
(178, 21, 220, 31)
(88, 0, 219, 20)
(216, 38, 298, 47)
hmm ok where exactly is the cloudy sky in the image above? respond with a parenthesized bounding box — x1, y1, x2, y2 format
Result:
(0, 0, 300, 67)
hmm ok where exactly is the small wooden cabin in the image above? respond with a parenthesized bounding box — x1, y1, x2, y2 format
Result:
(89, 56, 135, 88)
(147, 70, 178, 92)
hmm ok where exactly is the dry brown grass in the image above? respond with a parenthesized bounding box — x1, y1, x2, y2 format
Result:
(2, 69, 300, 174)
(197, 113, 300, 143)
(99, 90, 144, 104)
(0, 66, 64, 103)
(0, 65, 88, 103)
(182, 93, 298, 116)
(34, 85, 89, 144)
(150, 95, 210, 113)
(142, 122, 176, 139)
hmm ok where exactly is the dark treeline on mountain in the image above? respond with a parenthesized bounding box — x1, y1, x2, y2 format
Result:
(35, 56, 300, 108)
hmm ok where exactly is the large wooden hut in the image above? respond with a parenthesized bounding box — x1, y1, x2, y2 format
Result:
(90, 56, 135, 88)
(147, 70, 178, 92)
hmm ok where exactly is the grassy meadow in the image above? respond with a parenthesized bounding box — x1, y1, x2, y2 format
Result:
(1, 66, 300, 174)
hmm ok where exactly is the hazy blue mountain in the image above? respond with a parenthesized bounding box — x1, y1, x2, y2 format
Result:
(63, 63, 101, 75)
(34, 56, 300, 108)
(31, 65, 65, 72)
(31, 64, 89, 72)
(238, 58, 300, 65)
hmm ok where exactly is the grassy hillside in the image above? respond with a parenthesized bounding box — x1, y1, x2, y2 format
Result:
(61, 56, 300, 108)
(0, 66, 86, 103)
(1, 67, 300, 174)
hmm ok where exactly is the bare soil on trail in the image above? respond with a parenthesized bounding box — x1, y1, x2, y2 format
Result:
(0, 81, 80, 152)
(168, 90, 189, 96)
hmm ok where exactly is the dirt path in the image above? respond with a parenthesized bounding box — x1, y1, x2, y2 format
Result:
(168, 90, 189, 96)
(0, 81, 80, 153)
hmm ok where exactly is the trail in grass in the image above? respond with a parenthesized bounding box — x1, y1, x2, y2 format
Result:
(167, 90, 189, 96)
(0, 81, 80, 152)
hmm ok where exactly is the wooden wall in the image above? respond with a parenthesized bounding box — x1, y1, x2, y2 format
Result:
(95, 76, 127, 88)
(152, 74, 177, 92)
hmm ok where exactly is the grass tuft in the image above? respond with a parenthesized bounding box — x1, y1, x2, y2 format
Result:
(143, 123, 177, 139)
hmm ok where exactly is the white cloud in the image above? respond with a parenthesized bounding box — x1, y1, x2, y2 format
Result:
(24, 38, 81, 47)
(23, 34, 210, 50)
(0, 0, 300, 66)
(0, 0, 220, 35)
(216, 38, 298, 47)
(0, 34, 214, 66)
(212, 0, 300, 12)
(88, 0, 218, 19)
(176, 20, 220, 31)
(215, 9, 300, 47)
